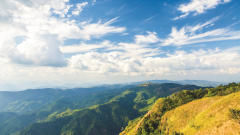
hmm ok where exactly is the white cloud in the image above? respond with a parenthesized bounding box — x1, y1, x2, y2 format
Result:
(218, 67, 240, 74)
(60, 40, 113, 53)
(0, 0, 126, 67)
(0, 0, 73, 67)
(144, 15, 157, 22)
(174, 0, 231, 20)
(1, 34, 67, 67)
(60, 35, 161, 58)
(78, 17, 126, 40)
(72, 2, 88, 16)
(134, 31, 160, 44)
(110, 42, 161, 59)
(54, 4, 73, 17)
(186, 16, 220, 32)
(92, 0, 96, 5)
(0, 47, 239, 84)
(173, 13, 189, 20)
(69, 47, 240, 76)
(1, 0, 239, 85)
(162, 17, 240, 46)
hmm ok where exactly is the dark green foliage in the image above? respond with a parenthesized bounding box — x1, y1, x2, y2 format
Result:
(172, 132, 184, 135)
(0, 99, 72, 135)
(0, 86, 131, 135)
(0, 112, 17, 124)
(228, 109, 240, 124)
(207, 82, 240, 97)
(0, 85, 129, 114)
(19, 92, 138, 135)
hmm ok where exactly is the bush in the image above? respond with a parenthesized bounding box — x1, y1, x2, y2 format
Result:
(228, 109, 240, 124)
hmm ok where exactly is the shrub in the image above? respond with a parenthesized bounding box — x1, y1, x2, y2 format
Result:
(228, 109, 240, 124)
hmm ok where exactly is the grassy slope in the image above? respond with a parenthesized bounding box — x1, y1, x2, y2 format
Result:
(161, 92, 240, 135)
(121, 85, 240, 135)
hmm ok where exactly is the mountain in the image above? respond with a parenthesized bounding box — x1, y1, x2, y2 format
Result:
(0, 85, 131, 114)
(15, 83, 203, 135)
(0, 85, 134, 135)
(0, 112, 18, 125)
(121, 82, 240, 135)
(0, 79, 223, 92)
(134, 80, 225, 87)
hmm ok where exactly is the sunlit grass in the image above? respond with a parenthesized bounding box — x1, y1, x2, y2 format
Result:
(161, 92, 240, 135)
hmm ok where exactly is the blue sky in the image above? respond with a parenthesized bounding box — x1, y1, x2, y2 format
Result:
(0, 0, 240, 88)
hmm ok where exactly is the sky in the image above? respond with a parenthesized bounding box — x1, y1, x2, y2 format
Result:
(0, 0, 240, 88)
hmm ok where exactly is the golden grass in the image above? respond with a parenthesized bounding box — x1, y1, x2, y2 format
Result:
(161, 92, 240, 135)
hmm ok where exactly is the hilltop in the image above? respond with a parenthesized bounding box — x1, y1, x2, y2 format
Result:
(121, 82, 240, 135)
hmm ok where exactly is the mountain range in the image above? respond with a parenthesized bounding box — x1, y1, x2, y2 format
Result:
(0, 80, 239, 135)
(0, 82, 204, 135)
(0, 79, 224, 91)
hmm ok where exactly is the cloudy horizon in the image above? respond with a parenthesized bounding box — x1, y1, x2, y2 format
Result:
(0, 0, 240, 90)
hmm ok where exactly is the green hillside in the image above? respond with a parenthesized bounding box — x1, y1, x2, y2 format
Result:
(0, 112, 17, 125)
(121, 82, 240, 135)
(0, 86, 132, 135)
(16, 83, 202, 135)
(0, 85, 128, 114)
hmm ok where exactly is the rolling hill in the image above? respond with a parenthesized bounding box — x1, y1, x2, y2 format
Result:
(0, 85, 131, 114)
(121, 82, 240, 135)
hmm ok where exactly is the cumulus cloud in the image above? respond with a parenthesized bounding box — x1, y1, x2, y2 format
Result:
(1, 47, 240, 82)
(14, 34, 68, 67)
(54, 4, 73, 17)
(72, 2, 88, 16)
(1, 34, 67, 67)
(1, 0, 239, 84)
(134, 31, 160, 44)
(68, 47, 240, 76)
(0, 0, 126, 67)
(162, 17, 240, 46)
(218, 67, 240, 74)
(174, 0, 231, 20)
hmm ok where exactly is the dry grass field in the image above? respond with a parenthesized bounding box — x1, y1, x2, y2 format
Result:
(160, 92, 240, 135)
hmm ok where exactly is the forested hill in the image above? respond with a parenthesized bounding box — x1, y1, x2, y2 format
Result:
(0, 84, 129, 114)
(121, 82, 240, 135)
(0, 85, 133, 135)
(1, 83, 203, 135)
(0, 80, 220, 114)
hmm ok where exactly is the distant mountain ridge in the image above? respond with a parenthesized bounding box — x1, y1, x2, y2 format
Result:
(0, 79, 224, 91)
(131, 79, 225, 87)
(0, 79, 221, 114)
(0, 85, 132, 114)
